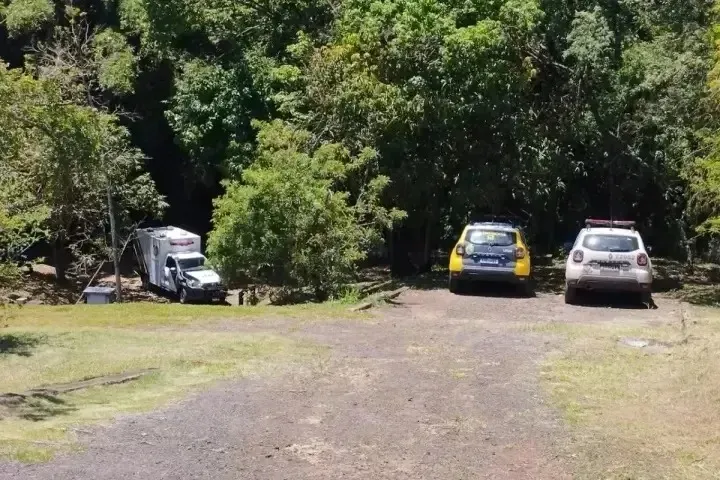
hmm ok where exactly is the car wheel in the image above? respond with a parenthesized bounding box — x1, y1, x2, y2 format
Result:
(179, 287, 189, 304)
(519, 281, 533, 297)
(564, 285, 578, 305)
(640, 291, 652, 306)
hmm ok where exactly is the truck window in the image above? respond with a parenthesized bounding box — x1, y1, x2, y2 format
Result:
(178, 258, 206, 271)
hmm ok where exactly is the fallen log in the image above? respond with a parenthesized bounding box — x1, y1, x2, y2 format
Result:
(360, 280, 394, 296)
(0, 368, 158, 404)
(351, 286, 409, 312)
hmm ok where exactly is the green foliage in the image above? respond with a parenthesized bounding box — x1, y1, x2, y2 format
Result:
(166, 59, 262, 179)
(0, 63, 165, 278)
(1, 0, 719, 287)
(1, 0, 54, 37)
(93, 29, 138, 95)
(564, 8, 613, 70)
(208, 120, 404, 296)
(684, 3, 720, 236)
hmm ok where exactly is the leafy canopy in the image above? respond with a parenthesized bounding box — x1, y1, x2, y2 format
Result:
(208, 120, 404, 296)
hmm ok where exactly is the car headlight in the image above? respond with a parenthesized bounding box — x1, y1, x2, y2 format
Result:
(186, 278, 199, 288)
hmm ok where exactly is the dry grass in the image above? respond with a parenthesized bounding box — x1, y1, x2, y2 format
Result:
(538, 307, 720, 479)
(0, 304, 332, 463)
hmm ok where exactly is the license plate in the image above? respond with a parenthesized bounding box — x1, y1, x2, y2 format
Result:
(479, 258, 499, 265)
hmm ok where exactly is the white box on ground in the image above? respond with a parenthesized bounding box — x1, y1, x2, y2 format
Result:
(83, 286, 116, 304)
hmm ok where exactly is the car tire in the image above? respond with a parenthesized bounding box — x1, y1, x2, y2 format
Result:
(519, 281, 533, 297)
(640, 291, 652, 306)
(179, 287, 189, 304)
(449, 277, 462, 294)
(564, 285, 578, 305)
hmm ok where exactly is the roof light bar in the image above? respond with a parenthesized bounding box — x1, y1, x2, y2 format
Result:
(585, 218, 636, 230)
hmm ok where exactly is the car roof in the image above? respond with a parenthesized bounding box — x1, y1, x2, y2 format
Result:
(465, 222, 518, 232)
(579, 227, 641, 237)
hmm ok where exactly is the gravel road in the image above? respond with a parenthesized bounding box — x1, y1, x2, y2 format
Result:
(1, 288, 680, 480)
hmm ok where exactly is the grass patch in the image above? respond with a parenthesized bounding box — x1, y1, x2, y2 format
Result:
(5, 302, 359, 329)
(0, 304, 331, 462)
(539, 311, 720, 479)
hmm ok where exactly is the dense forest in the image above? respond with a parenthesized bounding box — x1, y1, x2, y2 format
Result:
(3, 0, 720, 293)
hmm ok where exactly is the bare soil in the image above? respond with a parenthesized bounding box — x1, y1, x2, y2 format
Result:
(0, 287, 682, 479)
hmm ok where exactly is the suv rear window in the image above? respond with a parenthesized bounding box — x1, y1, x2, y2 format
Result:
(465, 229, 516, 247)
(582, 234, 639, 252)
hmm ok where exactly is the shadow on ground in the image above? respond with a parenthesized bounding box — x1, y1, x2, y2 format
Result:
(571, 291, 656, 310)
(0, 393, 76, 422)
(455, 281, 535, 298)
(0, 333, 46, 357)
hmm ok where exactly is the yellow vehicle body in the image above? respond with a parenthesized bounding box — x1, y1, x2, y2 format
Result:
(448, 222, 531, 294)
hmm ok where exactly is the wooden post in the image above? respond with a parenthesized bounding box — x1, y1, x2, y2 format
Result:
(107, 183, 122, 303)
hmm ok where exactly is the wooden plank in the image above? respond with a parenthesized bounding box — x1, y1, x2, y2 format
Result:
(0, 368, 159, 403)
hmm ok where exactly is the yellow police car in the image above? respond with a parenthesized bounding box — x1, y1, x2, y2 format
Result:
(448, 221, 532, 295)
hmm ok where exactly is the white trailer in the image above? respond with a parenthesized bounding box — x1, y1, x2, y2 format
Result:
(134, 226, 227, 303)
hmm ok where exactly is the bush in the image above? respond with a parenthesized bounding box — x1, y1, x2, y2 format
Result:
(208, 120, 404, 298)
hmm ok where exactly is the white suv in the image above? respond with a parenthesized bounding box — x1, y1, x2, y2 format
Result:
(564, 219, 653, 304)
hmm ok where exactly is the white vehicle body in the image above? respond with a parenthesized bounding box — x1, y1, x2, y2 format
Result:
(565, 222, 652, 303)
(135, 226, 226, 302)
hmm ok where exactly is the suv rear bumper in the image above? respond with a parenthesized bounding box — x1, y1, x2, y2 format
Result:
(451, 267, 529, 284)
(567, 277, 651, 293)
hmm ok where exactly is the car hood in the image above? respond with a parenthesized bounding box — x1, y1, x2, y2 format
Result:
(185, 269, 222, 285)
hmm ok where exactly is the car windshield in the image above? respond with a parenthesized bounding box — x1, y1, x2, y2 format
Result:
(465, 229, 516, 247)
(582, 234, 639, 252)
(177, 257, 207, 271)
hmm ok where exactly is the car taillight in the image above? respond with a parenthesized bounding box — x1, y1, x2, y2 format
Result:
(637, 253, 648, 266)
(455, 244, 465, 256)
(572, 250, 584, 263)
(515, 247, 526, 259)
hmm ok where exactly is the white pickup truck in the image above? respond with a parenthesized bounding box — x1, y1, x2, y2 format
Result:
(134, 226, 227, 304)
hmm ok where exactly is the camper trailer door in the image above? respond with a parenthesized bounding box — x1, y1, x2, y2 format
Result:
(150, 237, 161, 285)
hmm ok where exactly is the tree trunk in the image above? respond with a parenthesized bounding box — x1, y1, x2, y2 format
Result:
(388, 229, 396, 276)
(53, 235, 67, 282)
(679, 216, 694, 274)
(107, 185, 123, 302)
(421, 219, 432, 273)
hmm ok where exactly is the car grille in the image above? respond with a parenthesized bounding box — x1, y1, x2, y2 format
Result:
(203, 283, 222, 290)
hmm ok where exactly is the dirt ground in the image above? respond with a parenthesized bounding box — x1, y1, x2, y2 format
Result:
(0, 288, 682, 479)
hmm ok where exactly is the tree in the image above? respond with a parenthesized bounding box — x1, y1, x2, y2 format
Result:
(0, 63, 165, 280)
(208, 119, 404, 298)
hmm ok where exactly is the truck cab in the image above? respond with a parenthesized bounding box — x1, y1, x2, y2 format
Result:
(163, 252, 225, 303)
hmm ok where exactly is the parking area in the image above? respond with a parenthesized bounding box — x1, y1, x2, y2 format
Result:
(1, 289, 690, 479)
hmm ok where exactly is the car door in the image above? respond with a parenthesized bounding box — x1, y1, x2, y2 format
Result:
(163, 256, 179, 293)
